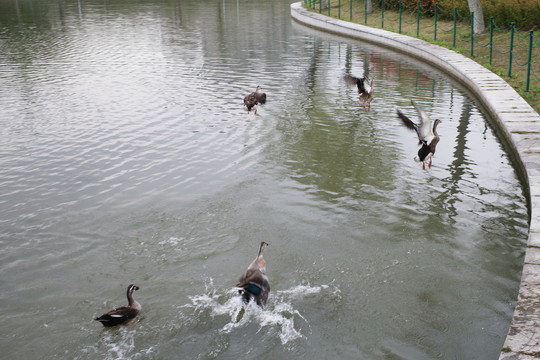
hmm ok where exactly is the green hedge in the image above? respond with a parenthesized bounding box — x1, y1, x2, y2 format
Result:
(380, 0, 540, 29)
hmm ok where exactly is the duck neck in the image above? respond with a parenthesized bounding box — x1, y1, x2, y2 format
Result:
(257, 242, 267, 257)
(131, 299, 142, 311)
(126, 287, 137, 307)
(432, 120, 441, 136)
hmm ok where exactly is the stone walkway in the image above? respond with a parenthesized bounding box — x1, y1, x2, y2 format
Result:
(290, 2, 540, 358)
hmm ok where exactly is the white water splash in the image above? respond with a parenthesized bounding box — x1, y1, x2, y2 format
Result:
(185, 281, 338, 345)
(158, 236, 183, 246)
(77, 324, 154, 360)
(99, 330, 138, 360)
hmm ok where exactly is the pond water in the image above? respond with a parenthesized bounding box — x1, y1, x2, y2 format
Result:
(0, 0, 529, 359)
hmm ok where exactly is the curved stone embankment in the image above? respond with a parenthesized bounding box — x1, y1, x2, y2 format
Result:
(290, 2, 540, 358)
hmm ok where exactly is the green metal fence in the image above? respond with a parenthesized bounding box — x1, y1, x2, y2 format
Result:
(303, 0, 539, 93)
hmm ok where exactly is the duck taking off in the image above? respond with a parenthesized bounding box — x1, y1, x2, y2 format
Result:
(396, 100, 441, 170)
(95, 284, 141, 327)
(357, 79, 374, 111)
(243, 86, 266, 114)
(236, 241, 270, 308)
(345, 74, 373, 110)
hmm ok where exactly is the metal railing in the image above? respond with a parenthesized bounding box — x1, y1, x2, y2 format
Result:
(303, 0, 539, 92)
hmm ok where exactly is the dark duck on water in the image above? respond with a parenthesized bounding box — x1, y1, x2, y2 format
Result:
(236, 241, 270, 308)
(243, 85, 266, 114)
(396, 100, 441, 170)
(95, 284, 141, 327)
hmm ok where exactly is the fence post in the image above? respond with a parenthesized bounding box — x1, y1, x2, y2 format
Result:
(526, 30, 533, 92)
(382, 0, 385, 28)
(416, 1, 420, 37)
(365, 0, 368, 24)
(328, 0, 331, 16)
(434, 3, 438, 41)
(453, 7, 457, 47)
(489, 17, 494, 65)
(319, 0, 322, 13)
(399, 0, 402, 33)
(470, 12, 474, 57)
(350, 0, 352, 21)
(508, 22, 515, 77)
(338, 0, 341, 18)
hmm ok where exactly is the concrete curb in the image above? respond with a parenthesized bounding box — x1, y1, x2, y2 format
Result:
(290, 2, 540, 358)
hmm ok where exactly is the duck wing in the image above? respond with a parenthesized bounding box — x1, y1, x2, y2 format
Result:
(411, 100, 435, 144)
(244, 92, 255, 105)
(344, 74, 360, 85)
(244, 93, 257, 111)
(255, 92, 266, 105)
(236, 271, 270, 306)
(237, 271, 269, 289)
(363, 79, 372, 95)
(396, 108, 423, 144)
(359, 80, 374, 99)
(95, 306, 138, 327)
(344, 74, 368, 94)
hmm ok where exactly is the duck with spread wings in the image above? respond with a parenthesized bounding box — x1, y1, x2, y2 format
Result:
(345, 74, 374, 111)
(396, 100, 441, 169)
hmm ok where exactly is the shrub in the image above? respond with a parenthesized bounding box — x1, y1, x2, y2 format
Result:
(482, 0, 540, 29)
(383, 0, 437, 15)
(382, 0, 540, 29)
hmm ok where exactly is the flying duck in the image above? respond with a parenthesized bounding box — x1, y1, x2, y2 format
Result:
(236, 241, 270, 308)
(396, 100, 441, 170)
(357, 79, 374, 111)
(95, 284, 141, 327)
(243, 86, 266, 114)
(345, 74, 373, 110)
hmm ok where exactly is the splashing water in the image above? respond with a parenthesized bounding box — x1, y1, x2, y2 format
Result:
(79, 327, 155, 360)
(185, 281, 338, 346)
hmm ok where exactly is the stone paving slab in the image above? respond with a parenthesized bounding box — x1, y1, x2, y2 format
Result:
(290, 3, 540, 358)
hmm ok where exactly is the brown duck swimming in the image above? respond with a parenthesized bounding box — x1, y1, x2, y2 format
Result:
(236, 241, 270, 307)
(95, 284, 141, 327)
(397, 100, 441, 170)
(243, 86, 266, 114)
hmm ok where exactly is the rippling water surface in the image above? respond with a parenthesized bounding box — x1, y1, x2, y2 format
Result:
(0, 1, 529, 359)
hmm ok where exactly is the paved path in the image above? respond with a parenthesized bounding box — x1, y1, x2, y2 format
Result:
(290, 2, 540, 358)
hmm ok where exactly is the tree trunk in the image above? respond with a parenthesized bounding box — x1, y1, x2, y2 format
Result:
(366, 0, 373, 14)
(467, 0, 485, 34)
(320, 0, 328, 10)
